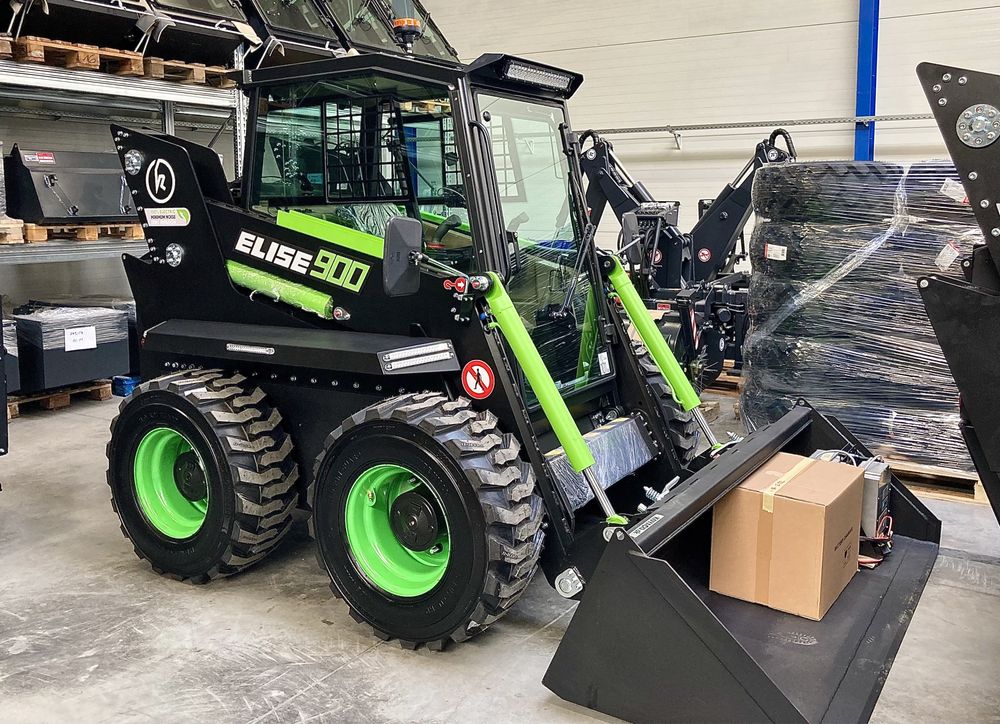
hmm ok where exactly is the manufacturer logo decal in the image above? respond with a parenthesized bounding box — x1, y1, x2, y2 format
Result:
(234, 230, 371, 293)
(461, 360, 495, 400)
(146, 158, 176, 204)
(629, 513, 663, 538)
(697, 248, 712, 263)
(145, 207, 191, 227)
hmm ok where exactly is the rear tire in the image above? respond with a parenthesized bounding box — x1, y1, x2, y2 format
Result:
(106, 370, 299, 582)
(633, 344, 701, 464)
(309, 392, 543, 649)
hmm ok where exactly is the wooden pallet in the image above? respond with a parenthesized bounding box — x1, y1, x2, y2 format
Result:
(888, 458, 989, 504)
(23, 223, 143, 243)
(142, 57, 235, 88)
(0, 34, 12, 60)
(7, 379, 113, 421)
(0, 220, 24, 244)
(12, 36, 142, 76)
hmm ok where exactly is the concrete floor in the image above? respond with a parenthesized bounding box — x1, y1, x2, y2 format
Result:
(1, 392, 998, 723)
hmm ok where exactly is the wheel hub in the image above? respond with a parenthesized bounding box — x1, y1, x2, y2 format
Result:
(390, 490, 440, 551)
(174, 451, 208, 502)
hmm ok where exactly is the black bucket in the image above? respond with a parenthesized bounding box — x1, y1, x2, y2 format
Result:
(544, 405, 940, 723)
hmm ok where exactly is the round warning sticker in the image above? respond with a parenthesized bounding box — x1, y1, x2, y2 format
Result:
(697, 248, 712, 263)
(462, 360, 495, 400)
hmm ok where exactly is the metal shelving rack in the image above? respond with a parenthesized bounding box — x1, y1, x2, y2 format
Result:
(0, 55, 239, 266)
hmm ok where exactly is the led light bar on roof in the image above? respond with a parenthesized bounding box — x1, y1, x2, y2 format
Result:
(502, 60, 575, 92)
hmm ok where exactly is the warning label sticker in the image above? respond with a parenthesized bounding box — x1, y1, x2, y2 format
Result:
(461, 360, 495, 400)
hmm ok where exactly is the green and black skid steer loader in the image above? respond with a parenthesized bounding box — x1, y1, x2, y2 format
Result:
(106, 38, 941, 722)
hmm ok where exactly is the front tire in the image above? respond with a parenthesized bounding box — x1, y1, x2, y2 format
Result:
(309, 393, 543, 649)
(106, 370, 299, 582)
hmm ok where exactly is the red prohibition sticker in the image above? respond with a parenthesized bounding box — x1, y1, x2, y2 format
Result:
(652, 249, 663, 265)
(462, 359, 495, 400)
(697, 248, 712, 263)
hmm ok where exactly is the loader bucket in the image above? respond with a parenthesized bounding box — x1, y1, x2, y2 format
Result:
(544, 405, 940, 723)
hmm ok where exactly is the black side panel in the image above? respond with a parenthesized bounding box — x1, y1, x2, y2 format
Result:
(920, 275, 1000, 519)
(143, 319, 460, 376)
(110, 126, 312, 350)
(159, 136, 234, 204)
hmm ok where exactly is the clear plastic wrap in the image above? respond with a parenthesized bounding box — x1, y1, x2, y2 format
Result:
(744, 160, 979, 471)
(547, 416, 654, 511)
(3, 318, 16, 357)
(14, 307, 129, 350)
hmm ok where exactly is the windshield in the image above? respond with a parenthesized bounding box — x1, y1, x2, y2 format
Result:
(477, 93, 611, 403)
(251, 0, 334, 38)
(152, 0, 247, 21)
(249, 73, 476, 273)
(319, 0, 458, 62)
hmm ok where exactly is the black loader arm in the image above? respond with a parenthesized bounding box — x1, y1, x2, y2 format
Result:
(916, 62, 1000, 523)
(689, 129, 796, 281)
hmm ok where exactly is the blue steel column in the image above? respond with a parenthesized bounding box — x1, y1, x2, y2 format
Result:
(854, 0, 880, 161)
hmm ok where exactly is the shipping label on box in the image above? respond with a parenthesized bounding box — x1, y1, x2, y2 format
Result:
(64, 326, 97, 352)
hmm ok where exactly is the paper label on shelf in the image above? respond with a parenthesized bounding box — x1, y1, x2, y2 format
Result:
(765, 243, 788, 261)
(598, 351, 611, 376)
(64, 326, 97, 352)
(144, 207, 191, 227)
(935, 241, 961, 271)
(940, 179, 969, 204)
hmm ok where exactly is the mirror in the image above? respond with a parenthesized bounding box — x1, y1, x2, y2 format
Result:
(383, 216, 423, 297)
(621, 212, 643, 266)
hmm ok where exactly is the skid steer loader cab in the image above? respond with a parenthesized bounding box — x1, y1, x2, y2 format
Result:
(108, 48, 941, 722)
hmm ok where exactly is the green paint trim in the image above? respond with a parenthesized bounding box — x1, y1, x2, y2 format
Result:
(133, 428, 208, 539)
(277, 209, 385, 259)
(607, 257, 701, 412)
(575, 287, 598, 387)
(606, 514, 629, 526)
(227, 261, 335, 320)
(419, 210, 472, 234)
(344, 463, 450, 598)
(485, 272, 595, 474)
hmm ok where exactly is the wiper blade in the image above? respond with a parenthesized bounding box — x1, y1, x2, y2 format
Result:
(554, 221, 597, 317)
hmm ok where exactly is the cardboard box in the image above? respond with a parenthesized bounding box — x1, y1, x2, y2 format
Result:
(710, 452, 864, 621)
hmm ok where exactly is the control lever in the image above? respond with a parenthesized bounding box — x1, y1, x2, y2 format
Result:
(433, 214, 462, 245)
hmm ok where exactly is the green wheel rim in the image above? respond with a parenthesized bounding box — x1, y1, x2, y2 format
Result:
(133, 428, 209, 539)
(344, 464, 451, 598)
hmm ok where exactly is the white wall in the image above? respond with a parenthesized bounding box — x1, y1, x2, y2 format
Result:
(431, 0, 999, 244)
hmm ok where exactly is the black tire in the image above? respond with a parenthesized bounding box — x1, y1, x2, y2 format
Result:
(308, 392, 544, 649)
(753, 161, 905, 224)
(633, 344, 700, 464)
(107, 369, 299, 582)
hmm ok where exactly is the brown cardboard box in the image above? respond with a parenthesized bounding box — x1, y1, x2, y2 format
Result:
(709, 452, 864, 621)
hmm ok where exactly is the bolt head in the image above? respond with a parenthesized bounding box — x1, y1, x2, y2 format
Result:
(982, 200, 991, 208)
(933, 84, 942, 92)
(959, 76, 968, 85)
(992, 228, 1000, 237)
(943, 73, 953, 82)
(970, 172, 979, 180)
(919, 279, 930, 289)
(939, 98, 948, 106)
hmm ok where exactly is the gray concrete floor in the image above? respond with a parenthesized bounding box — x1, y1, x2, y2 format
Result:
(1, 392, 998, 723)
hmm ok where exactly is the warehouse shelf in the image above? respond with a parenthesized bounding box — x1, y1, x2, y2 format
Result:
(0, 239, 147, 265)
(0, 58, 235, 109)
